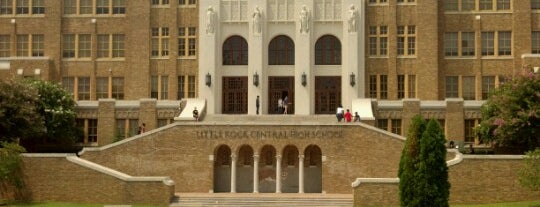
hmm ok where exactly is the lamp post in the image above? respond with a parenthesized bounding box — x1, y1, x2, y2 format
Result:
(301, 72, 307, 87)
(205, 73, 212, 87)
(350, 72, 356, 86)
(253, 72, 259, 86)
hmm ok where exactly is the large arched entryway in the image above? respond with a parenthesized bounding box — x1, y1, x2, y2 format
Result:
(304, 145, 322, 193)
(214, 145, 231, 192)
(258, 145, 276, 193)
(236, 145, 254, 192)
(282, 145, 299, 193)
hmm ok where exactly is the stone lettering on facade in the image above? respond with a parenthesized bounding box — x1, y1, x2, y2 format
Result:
(196, 129, 343, 139)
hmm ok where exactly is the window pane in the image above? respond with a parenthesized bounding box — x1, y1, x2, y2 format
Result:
(97, 34, 109, 58)
(445, 32, 458, 56)
(96, 0, 110, 14)
(188, 38, 196, 56)
(482, 76, 495, 100)
(32, 0, 44, 14)
(178, 38, 186, 56)
(80, 0, 92, 14)
(369, 75, 377, 98)
(380, 75, 387, 99)
(88, 119, 98, 142)
(151, 76, 158, 98)
(481, 32, 494, 56)
(177, 76, 185, 99)
(533, 0, 540, 9)
(0, 0, 13, 14)
(112, 34, 124, 57)
(96, 77, 109, 99)
(78, 77, 91, 100)
(0, 35, 10, 57)
(161, 76, 168, 100)
(63, 34, 75, 58)
(31, 34, 44, 57)
(497, 0, 510, 10)
(462, 76, 476, 100)
(408, 75, 416, 98)
(462, 32, 475, 56)
(397, 75, 405, 99)
(112, 77, 124, 99)
(376, 119, 388, 131)
(391, 119, 402, 135)
(533, 31, 540, 54)
(188, 75, 196, 98)
(17, 35, 28, 57)
(223, 36, 248, 65)
(479, 0, 493, 10)
(462, 0, 475, 11)
(444, 0, 458, 11)
(62, 77, 74, 94)
(116, 119, 126, 138)
(464, 120, 476, 143)
(79, 34, 91, 58)
(269, 35, 294, 65)
(16, 0, 29, 14)
(498, 31, 511, 56)
(445, 76, 458, 98)
(315, 35, 341, 65)
(112, 0, 125, 14)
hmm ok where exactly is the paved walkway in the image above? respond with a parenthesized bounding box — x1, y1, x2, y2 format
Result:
(170, 193, 353, 207)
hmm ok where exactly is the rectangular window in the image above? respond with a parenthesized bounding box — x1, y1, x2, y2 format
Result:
(482, 76, 495, 100)
(397, 26, 415, 56)
(152, 27, 169, 57)
(62, 77, 74, 94)
(116, 119, 126, 138)
(462, 32, 475, 56)
(63, 0, 76, 14)
(376, 119, 388, 131)
(444, 0, 458, 11)
(445, 32, 458, 56)
(369, 26, 377, 56)
(96, 0, 110, 14)
(16, 35, 28, 57)
(112, 0, 125, 14)
(0, 0, 13, 14)
(152, 0, 169, 5)
(112, 34, 125, 58)
(177, 76, 185, 99)
(391, 119, 402, 135)
(0, 35, 9, 57)
(151, 75, 158, 98)
(78, 77, 91, 100)
(188, 0, 196, 5)
(397, 75, 405, 99)
(533, 31, 540, 54)
(462, 76, 476, 100)
(408, 75, 416, 98)
(464, 119, 476, 143)
(31, 34, 43, 57)
(479, 0, 493, 10)
(498, 31, 511, 56)
(380, 26, 388, 56)
(16, 0, 29, 14)
(481, 32, 494, 56)
(32, 0, 44, 14)
(88, 119, 98, 143)
(63, 34, 75, 58)
(79, 34, 91, 58)
(497, 0, 510, 10)
(97, 34, 109, 58)
(445, 76, 458, 98)
(188, 75, 196, 98)
(128, 119, 138, 137)
(380, 75, 388, 99)
(80, 0, 92, 14)
(112, 77, 124, 100)
(369, 75, 377, 98)
(178, 27, 186, 56)
(533, 0, 540, 9)
(462, 0, 475, 11)
(161, 76, 168, 100)
(96, 77, 109, 99)
(157, 119, 169, 128)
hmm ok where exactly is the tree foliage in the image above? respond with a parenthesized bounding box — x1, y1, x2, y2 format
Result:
(416, 120, 450, 206)
(398, 115, 425, 207)
(399, 116, 450, 207)
(477, 69, 540, 153)
(519, 148, 540, 191)
(0, 142, 26, 194)
(0, 79, 45, 143)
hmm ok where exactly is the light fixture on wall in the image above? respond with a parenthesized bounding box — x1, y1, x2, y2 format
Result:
(253, 72, 259, 86)
(350, 72, 356, 86)
(205, 73, 212, 87)
(301, 72, 307, 87)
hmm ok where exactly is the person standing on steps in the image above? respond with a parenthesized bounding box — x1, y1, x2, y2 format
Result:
(353, 112, 361, 122)
(278, 98, 283, 114)
(344, 109, 352, 123)
(283, 96, 289, 114)
(256, 95, 260, 115)
(192, 107, 199, 121)
(336, 104, 344, 122)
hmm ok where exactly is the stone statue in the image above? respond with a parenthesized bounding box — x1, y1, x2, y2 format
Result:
(253, 6, 262, 34)
(299, 5, 310, 34)
(206, 6, 216, 35)
(348, 5, 357, 33)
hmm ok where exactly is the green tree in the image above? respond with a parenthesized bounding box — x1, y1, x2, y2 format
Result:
(416, 120, 450, 206)
(519, 148, 540, 191)
(21, 80, 80, 151)
(398, 115, 425, 207)
(476, 68, 540, 153)
(0, 79, 45, 143)
(0, 141, 27, 199)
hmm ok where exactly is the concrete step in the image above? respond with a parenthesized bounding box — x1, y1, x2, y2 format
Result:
(170, 193, 353, 207)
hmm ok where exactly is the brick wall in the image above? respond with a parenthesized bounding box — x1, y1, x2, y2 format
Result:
(0, 154, 175, 205)
(353, 156, 540, 206)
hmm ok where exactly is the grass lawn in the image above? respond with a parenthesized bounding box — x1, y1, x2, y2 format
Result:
(452, 200, 540, 207)
(3, 202, 165, 207)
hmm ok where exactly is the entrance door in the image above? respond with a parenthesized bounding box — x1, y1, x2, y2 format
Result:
(268, 77, 294, 114)
(222, 77, 248, 114)
(315, 76, 341, 114)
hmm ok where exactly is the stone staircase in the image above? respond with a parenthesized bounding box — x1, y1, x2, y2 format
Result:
(170, 193, 353, 207)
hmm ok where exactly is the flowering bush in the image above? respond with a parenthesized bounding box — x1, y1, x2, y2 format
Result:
(477, 67, 540, 153)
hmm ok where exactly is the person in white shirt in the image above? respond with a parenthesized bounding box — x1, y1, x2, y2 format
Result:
(336, 105, 344, 122)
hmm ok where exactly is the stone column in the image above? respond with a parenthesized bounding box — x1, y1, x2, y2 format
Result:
(97, 99, 115, 145)
(294, 1, 314, 114)
(298, 154, 305, 193)
(231, 153, 237, 193)
(253, 154, 260, 193)
(248, 0, 266, 115)
(199, 0, 220, 114)
(275, 155, 282, 193)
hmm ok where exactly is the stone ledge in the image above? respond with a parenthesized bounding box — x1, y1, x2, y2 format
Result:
(351, 178, 399, 188)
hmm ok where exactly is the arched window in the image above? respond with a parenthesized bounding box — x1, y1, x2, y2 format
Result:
(269, 35, 295, 65)
(223, 36, 248, 65)
(315, 35, 341, 65)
